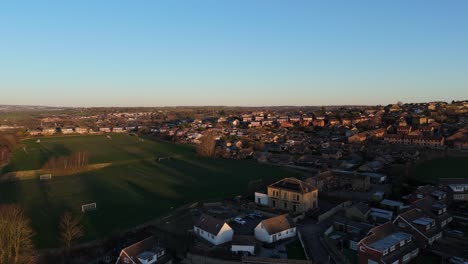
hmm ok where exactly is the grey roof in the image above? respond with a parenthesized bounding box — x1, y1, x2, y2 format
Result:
(412, 217, 434, 226)
(194, 214, 227, 236)
(380, 199, 403, 208)
(117, 236, 166, 264)
(369, 232, 411, 251)
(269, 177, 316, 194)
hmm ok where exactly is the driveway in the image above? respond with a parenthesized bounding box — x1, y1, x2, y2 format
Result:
(298, 219, 334, 264)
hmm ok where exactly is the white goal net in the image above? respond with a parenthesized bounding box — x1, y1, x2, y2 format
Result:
(81, 203, 97, 213)
(39, 174, 52, 180)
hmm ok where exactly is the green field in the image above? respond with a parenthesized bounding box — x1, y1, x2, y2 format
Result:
(412, 156, 468, 184)
(0, 134, 295, 248)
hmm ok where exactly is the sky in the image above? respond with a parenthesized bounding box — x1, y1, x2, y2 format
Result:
(0, 0, 467, 107)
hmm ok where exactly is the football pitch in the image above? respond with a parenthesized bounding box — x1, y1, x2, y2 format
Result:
(0, 134, 294, 248)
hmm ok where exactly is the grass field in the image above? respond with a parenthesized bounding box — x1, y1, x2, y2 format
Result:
(0, 134, 296, 248)
(286, 240, 307, 260)
(411, 156, 468, 184)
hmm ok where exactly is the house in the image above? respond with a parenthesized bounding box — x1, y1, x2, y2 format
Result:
(267, 177, 318, 213)
(312, 119, 326, 127)
(254, 214, 296, 243)
(369, 208, 394, 224)
(358, 161, 384, 173)
(315, 170, 371, 192)
(330, 217, 373, 251)
(113, 127, 126, 133)
(61, 127, 75, 134)
(231, 235, 255, 255)
(29, 128, 42, 136)
(440, 178, 468, 202)
(99, 127, 112, 133)
(349, 133, 368, 143)
(393, 208, 443, 246)
(454, 139, 468, 150)
(358, 222, 419, 264)
(194, 214, 234, 246)
(379, 199, 404, 212)
(411, 197, 452, 229)
(115, 236, 171, 264)
(42, 127, 56, 135)
(75, 127, 89, 134)
(397, 126, 412, 135)
(346, 202, 371, 222)
(321, 148, 343, 160)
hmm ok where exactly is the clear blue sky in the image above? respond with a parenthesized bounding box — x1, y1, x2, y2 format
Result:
(1, 0, 467, 107)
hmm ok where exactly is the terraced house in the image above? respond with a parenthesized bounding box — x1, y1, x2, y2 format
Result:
(267, 177, 318, 213)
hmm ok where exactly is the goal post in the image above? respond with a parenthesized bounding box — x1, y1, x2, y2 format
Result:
(81, 202, 97, 213)
(39, 174, 52, 180)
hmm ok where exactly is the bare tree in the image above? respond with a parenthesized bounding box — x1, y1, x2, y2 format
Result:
(59, 212, 84, 250)
(196, 130, 216, 157)
(0, 205, 36, 264)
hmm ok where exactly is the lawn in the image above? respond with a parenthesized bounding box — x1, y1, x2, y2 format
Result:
(0, 134, 296, 248)
(286, 240, 307, 260)
(411, 157, 468, 184)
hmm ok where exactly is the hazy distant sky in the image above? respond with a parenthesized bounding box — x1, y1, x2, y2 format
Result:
(1, 1, 467, 107)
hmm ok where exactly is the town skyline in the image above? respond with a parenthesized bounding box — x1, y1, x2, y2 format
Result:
(1, 1, 468, 106)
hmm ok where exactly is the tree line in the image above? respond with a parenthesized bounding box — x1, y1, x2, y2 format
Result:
(42, 152, 89, 173)
(0, 205, 84, 264)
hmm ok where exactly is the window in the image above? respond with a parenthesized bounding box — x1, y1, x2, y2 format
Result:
(286, 231, 288, 234)
(398, 222, 406, 228)
(124, 258, 130, 264)
(383, 249, 388, 256)
(360, 246, 366, 252)
(390, 245, 395, 252)
(400, 240, 405, 247)
(278, 232, 281, 237)
(407, 237, 412, 243)
(284, 202, 287, 209)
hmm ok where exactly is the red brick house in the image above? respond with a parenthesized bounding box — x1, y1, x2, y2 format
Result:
(358, 222, 419, 264)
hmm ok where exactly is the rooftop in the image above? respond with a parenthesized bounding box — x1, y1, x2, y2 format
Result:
(269, 177, 316, 194)
(369, 232, 411, 251)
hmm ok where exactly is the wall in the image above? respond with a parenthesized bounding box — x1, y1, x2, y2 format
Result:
(318, 201, 352, 223)
(255, 192, 269, 206)
(215, 223, 234, 245)
(254, 222, 296, 243)
(231, 245, 255, 255)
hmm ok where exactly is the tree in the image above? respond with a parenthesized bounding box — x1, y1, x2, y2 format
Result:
(196, 130, 216, 158)
(59, 212, 84, 250)
(0, 205, 36, 264)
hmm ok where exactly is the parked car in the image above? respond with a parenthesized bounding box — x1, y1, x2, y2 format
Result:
(234, 217, 246, 225)
(246, 213, 256, 219)
(252, 211, 263, 218)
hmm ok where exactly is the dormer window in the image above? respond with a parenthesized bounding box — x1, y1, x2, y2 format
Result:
(400, 240, 405, 247)
(390, 245, 396, 252)
(383, 249, 388, 256)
